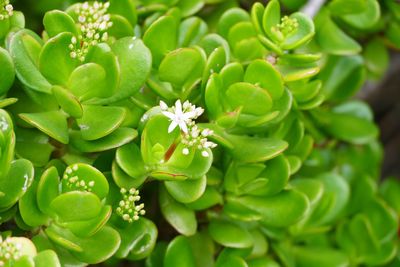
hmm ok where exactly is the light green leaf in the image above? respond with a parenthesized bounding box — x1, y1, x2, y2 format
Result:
(19, 180, 50, 227)
(70, 127, 137, 153)
(159, 185, 197, 236)
(39, 32, 78, 85)
(244, 59, 283, 100)
(77, 105, 126, 141)
(164, 236, 196, 267)
(19, 110, 69, 144)
(159, 47, 205, 90)
(52, 85, 83, 118)
(37, 167, 60, 215)
(209, 220, 253, 248)
(114, 217, 158, 260)
(9, 30, 52, 93)
(50, 191, 102, 222)
(143, 15, 177, 66)
(340, 0, 380, 29)
(0, 159, 34, 211)
(43, 10, 78, 38)
(165, 175, 207, 203)
(0, 47, 15, 95)
(316, 11, 361, 55)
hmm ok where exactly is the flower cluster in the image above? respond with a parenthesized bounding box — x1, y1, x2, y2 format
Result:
(116, 188, 145, 223)
(274, 16, 299, 36)
(160, 100, 217, 157)
(0, 0, 13, 21)
(0, 237, 21, 267)
(63, 164, 95, 192)
(69, 1, 112, 62)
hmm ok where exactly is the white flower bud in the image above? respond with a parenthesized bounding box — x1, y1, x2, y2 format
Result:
(182, 148, 189, 155)
(159, 101, 169, 111)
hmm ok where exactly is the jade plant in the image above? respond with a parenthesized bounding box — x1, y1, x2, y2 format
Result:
(0, 0, 400, 266)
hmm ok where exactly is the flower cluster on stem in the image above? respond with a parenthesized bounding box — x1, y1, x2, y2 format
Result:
(116, 188, 145, 223)
(0, 0, 13, 20)
(0, 237, 21, 267)
(63, 164, 95, 192)
(69, 1, 112, 62)
(273, 16, 299, 37)
(160, 100, 217, 158)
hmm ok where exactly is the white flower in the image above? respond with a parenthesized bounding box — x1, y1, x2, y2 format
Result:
(160, 99, 217, 157)
(159, 100, 168, 111)
(195, 107, 204, 117)
(5, 4, 12, 12)
(201, 150, 209, 157)
(182, 148, 189, 155)
(162, 100, 196, 133)
(204, 141, 217, 149)
(201, 128, 213, 137)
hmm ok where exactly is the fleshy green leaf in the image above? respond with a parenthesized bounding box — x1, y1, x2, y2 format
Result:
(9, 30, 52, 93)
(159, 48, 205, 90)
(228, 189, 309, 227)
(340, 0, 380, 30)
(226, 82, 273, 115)
(43, 10, 78, 38)
(50, 191, 102, 222)
(114, 217, 158, 260)
(244, 59, 283, 100)
(62, 205, 112, 238)
(316, 11, 361, 55)
(70, 127, 137, 153)
(0, 159, 34, 211)
(19, 180, 50, 227)
(76, 105, 126, 141)
(294, 247, 350, 267)
(0, 47, 15, 95)
(165, 175, 207, 203)
(262, 0, 281, 39)
(34, 250, 61, 267)
(143, 15, 178, 66)
(164, 236, 196, 267)
(159, 185, 197, 236)
(67, 63, 108, 101)
(52, 85, 83, 118)
(19, 110, 69, 144)
(209, 220, 253, 248)
(39, 32, 78, 85)
(37, 167, 60, 215)
(61, 163, 109, 199)
(116, 142, 147, 180)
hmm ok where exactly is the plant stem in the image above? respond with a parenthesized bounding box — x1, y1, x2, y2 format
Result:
(301, 0, 327, 18)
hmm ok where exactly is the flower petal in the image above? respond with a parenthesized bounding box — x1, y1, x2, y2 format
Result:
(160, 101, 168, 111)
(175, 100, 183, 115)
(168, 121, 178, 133)
(182, 111, 196, 120)
(179, 121, 188, 133)
(162, 111, 176, 120)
